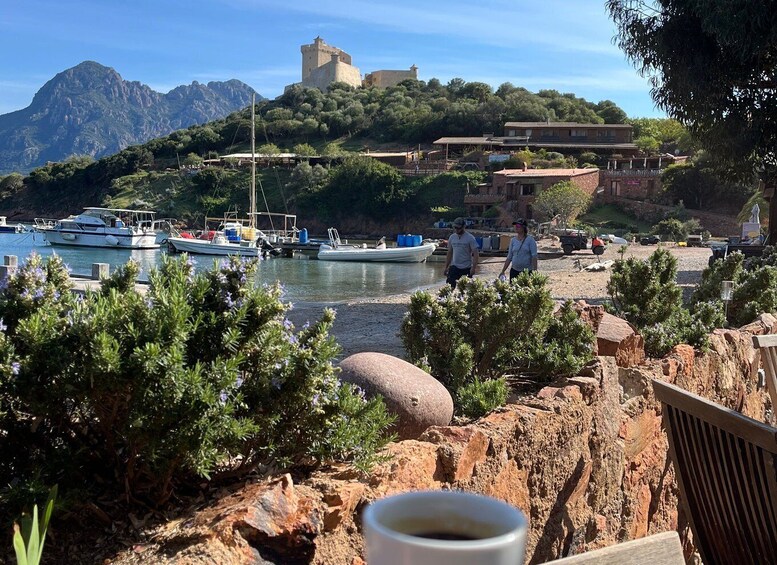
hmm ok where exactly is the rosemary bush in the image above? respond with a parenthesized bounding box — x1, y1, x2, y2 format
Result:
(0, 253, 393, 518)
(608, 248, 724, 357)
(400, 274, 595, 413)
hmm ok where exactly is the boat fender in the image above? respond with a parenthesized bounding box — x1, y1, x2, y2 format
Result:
(105, 235, 120, 246)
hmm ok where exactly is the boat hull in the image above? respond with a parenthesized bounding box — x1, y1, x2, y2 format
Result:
(167, 236, 262, 257)
(39, 229, 159, 249)
(317, 243, 436, 263)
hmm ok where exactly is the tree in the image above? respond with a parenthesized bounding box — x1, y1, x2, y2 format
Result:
(292, 143, 318, 157)
(257, 143, 281, 155)
(608, 0, 777, 242)
(533, 181, 592, 227)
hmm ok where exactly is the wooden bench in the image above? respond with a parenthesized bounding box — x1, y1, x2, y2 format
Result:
(550, 531, 683, 564)
(653, 378, 777, 564)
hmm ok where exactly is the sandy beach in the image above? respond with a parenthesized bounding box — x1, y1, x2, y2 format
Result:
(286, 243, 713, 360)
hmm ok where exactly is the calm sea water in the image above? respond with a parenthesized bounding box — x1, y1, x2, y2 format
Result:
(0, 231, 444, 303)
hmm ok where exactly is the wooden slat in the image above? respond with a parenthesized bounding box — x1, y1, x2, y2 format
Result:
(753, 334, 777, 348)
(653, 379, 777, 565)
(550, 531, 683, 564)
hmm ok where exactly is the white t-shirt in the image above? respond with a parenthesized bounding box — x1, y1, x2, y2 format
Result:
(448, 231, 478, 268)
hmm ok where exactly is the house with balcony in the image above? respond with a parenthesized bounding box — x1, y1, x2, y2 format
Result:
(434, 122, 639, 160)
(464, 167, 600, 220)
(600, 154, 688, 200)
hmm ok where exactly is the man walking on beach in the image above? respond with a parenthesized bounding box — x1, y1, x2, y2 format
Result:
(444, 217, 479, 289)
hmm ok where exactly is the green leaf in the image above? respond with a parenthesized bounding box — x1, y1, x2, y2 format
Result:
(13, 523, 28, 565)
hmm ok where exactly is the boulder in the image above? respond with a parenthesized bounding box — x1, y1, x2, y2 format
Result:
(338, 352, 453, 440)
(596, 312, 645, 367)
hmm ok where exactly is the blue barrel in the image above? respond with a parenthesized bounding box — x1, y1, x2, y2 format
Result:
(481, 237, 491, 251)
(411, 235, 422, 247)
(299, 228, 309, 244)
(475, 236, 483, 249)
(397, 235, 405, 247)
(225, 228, 240, 242)
(491, 235, 500, 249)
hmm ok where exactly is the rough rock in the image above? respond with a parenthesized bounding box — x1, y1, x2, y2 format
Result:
(338, 352, 454, 439)
(596, 312, 645, 367)
(107, 321, 774, 565)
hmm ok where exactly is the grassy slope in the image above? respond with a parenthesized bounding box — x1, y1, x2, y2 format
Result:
(579, 204, 653, 234)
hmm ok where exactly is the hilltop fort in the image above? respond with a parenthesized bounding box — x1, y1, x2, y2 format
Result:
(289, 36, 418, 91)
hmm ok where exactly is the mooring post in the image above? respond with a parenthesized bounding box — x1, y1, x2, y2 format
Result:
(92, 263, 110, 280)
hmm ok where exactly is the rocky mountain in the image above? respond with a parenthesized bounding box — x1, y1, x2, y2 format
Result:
(0, 61, 261, 174)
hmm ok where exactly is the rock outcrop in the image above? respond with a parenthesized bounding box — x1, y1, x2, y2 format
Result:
(109, 314, 776, 564)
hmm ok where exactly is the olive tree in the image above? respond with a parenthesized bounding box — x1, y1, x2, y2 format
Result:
(533, 180, 592, 227)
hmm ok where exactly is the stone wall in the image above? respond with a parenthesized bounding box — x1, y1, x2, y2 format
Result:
(596, 194, 740, 236)
(110, 314, 777, 564)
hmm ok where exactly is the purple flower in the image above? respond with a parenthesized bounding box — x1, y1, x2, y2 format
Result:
(235, 376, 244, 388)
(33, 288, 45, 299)
(311, 393, 320, 407)
(283, 319, 293, 330)
(271, 376, 282, 389)
(287, 334, 298, 345)
(354, 385, 366, 400)
(219, 391, 228, 404)
(11, 362, 20, 376)
(0, 319, 6, 332)
(0, 277, 8, 291)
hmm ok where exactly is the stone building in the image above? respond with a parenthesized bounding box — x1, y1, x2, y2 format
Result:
(299, 36, 362, 90)
(364, 65, 418, 88)
(465, 167, 600, 219)
(288, 37, 418, 93)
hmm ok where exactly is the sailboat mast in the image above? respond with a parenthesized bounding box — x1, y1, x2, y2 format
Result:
(250, 93, 256, 228)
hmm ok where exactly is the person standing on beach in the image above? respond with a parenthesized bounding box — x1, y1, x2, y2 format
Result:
(499, 218, 538, 281)
(444, 217, 479, 289)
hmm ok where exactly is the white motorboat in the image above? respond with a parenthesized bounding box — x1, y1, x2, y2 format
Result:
(166, 232, 264, 257)
(34, 207, 166, 249)
(0, 216, 25, 233)
(317, 228, 436, 263)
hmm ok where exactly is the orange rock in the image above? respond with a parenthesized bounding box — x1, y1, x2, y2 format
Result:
(322, 482, 365, 532)
(421, 426, 490, 482)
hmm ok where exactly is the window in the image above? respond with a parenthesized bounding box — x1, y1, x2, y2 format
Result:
(610, 180, 621, 196)
(570, 129, 588, 137)
(520, 184, 535, 196)
(508, 130, 515, 137)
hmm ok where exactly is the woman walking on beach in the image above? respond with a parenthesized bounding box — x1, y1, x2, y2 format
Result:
(499, 219, 538, 281)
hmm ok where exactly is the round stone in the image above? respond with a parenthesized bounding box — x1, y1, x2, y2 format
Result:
(338, 352, 454, 440)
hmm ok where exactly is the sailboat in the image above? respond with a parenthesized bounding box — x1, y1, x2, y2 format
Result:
(166, 94, 283, 257)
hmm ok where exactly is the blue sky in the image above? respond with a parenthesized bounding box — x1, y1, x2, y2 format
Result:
(0, 0, 663, 118)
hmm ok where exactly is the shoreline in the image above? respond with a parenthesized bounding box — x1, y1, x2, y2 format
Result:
(286, 244, 713, 360)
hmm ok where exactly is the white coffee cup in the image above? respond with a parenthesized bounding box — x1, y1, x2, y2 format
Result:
(363, 490, 528, 565)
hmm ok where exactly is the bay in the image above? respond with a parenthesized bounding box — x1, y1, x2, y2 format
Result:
(0, 231, 444, 303)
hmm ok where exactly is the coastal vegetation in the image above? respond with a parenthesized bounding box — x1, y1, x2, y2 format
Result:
(401, 274, 596, 416)
(0, 254, 394, 523)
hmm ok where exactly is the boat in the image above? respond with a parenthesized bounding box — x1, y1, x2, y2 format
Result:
(0, 216, 25, 233)
(34, 208, 167, 249)
(317, 228, 436, 263)
(166, 94, 296, 258)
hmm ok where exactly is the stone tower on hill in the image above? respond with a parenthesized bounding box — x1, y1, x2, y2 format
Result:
(287, 37, 420, 93)
(300, 36, 362, 90)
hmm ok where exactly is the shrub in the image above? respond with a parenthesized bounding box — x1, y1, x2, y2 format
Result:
(607, 247, 682, 327)
(401, 275, 595, 412)
(456, 378, 509, 419)
(608, 248, 723, 356)
(693, 247, 777, 327)
(652, 218, 687, 242)
(0, 254, 393, 518)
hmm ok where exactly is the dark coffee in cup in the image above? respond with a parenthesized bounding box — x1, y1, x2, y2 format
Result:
(411, 531, 481, 541)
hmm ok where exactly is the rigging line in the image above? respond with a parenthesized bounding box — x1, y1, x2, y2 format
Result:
(273, 166, 290, 215)
(257, 176, 276, 233)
